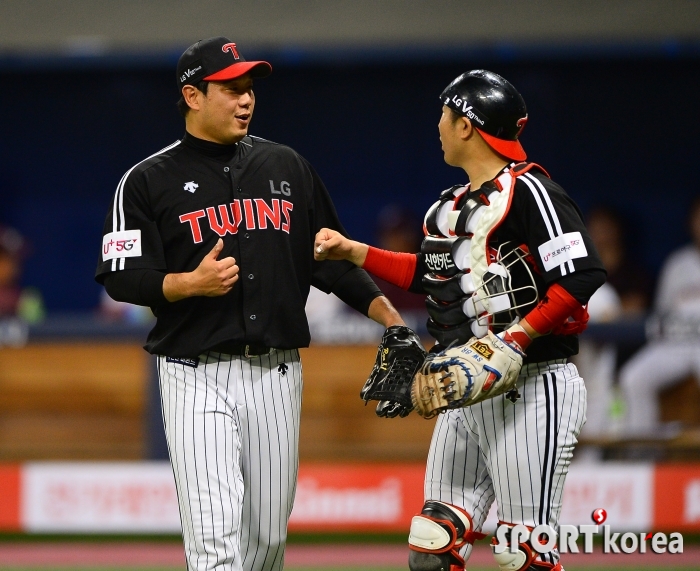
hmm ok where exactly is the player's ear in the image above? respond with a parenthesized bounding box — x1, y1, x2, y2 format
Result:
(182, 85, 202, 112)
(459, 117, 475, 141)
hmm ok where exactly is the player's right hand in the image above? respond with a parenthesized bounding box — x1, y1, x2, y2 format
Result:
(163, 239, 239, 301)
(314, 228, 368, 266)
(192, 238, 239, 296)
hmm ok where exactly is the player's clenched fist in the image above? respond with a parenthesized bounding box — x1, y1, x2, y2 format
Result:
(314, 228, 369, 266)
(163, 238, 239, 301)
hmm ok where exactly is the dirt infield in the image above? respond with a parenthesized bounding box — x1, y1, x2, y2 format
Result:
(0, 542, 697, 568)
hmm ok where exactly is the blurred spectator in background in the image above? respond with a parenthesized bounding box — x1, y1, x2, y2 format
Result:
(371, 204, 425, 312)
(587, 206, 652, 315)
(0, 225, 44, 323)
(619, 197, 700, 435)
(575, 282, 623, 456)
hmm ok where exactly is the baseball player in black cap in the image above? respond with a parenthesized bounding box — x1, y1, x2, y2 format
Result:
(316, 70, 606, 571)
(95, 36, 405, 571)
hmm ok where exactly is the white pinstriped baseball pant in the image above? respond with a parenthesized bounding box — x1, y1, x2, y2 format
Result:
(157, 350, 302, 571)
(425, 360, 586, 567)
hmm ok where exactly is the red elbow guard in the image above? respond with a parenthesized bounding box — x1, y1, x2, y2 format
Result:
(362, 247, 418, 290)
(525, 283, 589, 336)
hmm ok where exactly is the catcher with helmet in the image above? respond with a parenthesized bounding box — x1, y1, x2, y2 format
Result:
(315, 70, 606, 571)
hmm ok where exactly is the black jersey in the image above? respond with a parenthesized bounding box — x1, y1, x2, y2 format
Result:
(96, 133, 372, 357)
(416, 163, 605, 363)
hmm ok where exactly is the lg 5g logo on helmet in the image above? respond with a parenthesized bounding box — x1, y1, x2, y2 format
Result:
(222, 43, 240, 59)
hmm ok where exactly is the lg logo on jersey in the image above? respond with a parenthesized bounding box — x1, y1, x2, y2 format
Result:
(179, 198, 293, 243)
(270, 180, 291, 196)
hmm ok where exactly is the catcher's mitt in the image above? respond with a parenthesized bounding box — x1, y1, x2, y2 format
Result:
(411, 331, 524, 419)
(361, 325, 427, 418)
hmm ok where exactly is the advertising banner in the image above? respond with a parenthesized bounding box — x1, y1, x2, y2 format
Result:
(0, 462, 696, 533)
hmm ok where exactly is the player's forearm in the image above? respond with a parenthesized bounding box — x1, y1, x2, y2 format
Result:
(362, 247, 418, 290)
(344, 240, 368, 266)
(162, 272, 198, 302)
(517, 318, 541, 340)
(367, 295, 405, 328)
(103, 269, 167, 307)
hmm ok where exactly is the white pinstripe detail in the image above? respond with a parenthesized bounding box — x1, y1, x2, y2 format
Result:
(425, 362, 585, 566)
(524, 172, 576, 273)
(159, 350, 301, 571)
(110, 140, 181, 271)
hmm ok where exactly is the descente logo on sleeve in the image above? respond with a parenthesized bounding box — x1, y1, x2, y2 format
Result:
(102, 230, 142, 261)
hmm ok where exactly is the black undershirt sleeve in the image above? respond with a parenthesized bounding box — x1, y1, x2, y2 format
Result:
(103, 269, 168, 308)
(330, 267, 384, 316)
(408, 252, 429, 294)
(555, 268, 607, 305)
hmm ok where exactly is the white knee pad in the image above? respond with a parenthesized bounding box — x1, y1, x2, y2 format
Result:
(492, 544, 534, 571)
(408, 501, 485, 571)
(491, 523, 562, 571)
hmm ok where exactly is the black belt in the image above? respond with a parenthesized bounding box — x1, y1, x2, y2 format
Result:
(210, 343, 274, 357)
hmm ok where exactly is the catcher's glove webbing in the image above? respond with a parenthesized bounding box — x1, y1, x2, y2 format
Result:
(361, 325, 427, 418)
(411, 331, 524, 419)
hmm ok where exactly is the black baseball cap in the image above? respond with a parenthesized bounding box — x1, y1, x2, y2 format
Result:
(177, 36, 272, 89)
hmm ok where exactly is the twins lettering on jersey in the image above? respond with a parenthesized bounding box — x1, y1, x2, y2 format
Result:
(179, 198, 294, 243)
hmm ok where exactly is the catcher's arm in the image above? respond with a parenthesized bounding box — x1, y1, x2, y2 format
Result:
(315, 228, 419, 291)
(315, 228, 368, 265)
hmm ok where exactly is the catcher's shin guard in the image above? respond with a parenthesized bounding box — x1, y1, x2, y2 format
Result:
(408, 501, 486, 571)
(491, 523, 563, 571)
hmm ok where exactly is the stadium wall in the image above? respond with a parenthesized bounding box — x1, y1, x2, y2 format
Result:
(0, 461, 698, 533)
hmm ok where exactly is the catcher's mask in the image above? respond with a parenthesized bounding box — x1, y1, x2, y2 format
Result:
(464, 242, 539, 333)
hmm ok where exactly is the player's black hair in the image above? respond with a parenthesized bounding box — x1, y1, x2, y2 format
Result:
(176, 80, 210, 118)
(447, 108, 462, 124)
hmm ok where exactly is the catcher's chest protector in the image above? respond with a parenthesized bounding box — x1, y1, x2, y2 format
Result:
(421, 163, 547, 347)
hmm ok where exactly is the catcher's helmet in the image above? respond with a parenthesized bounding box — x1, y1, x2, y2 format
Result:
(440, 70, 528, 161)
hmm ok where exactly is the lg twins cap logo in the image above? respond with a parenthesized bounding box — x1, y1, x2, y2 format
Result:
(102, 230, 142, 261)
(222, 43, 240, 59)
(538, 231, 588, 272)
